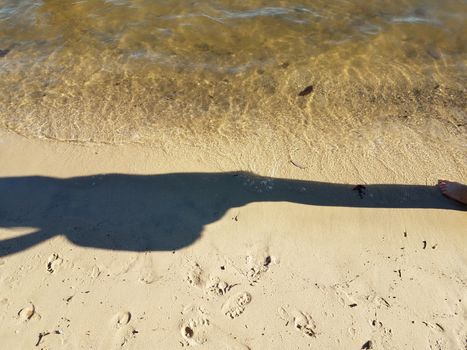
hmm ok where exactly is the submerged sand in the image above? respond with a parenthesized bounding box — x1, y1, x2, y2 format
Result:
(0, 129, 465, 349)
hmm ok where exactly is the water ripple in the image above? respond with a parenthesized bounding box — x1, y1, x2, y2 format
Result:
(0, 0, 465, 145)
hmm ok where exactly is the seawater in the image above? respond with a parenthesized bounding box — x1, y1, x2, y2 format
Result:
(0, 0, 465, 146)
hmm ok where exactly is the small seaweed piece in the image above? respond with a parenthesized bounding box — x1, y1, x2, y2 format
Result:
(290, 160, 306, 169)
(353, 185, 367, 199)
(298, 85, 314, 96)
(35, 332, 50, 346)
(380, 297, 391, 307)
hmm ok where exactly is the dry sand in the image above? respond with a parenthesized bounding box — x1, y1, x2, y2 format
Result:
(0, 129, 466, 349)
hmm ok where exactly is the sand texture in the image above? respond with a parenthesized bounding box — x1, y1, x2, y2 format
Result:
(0, 130, 466, 349)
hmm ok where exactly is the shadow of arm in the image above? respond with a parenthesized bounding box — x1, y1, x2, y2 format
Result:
(244, 176, 465, 210)
(0, 229, 53, 257)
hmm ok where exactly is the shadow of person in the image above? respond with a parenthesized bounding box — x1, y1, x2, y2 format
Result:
(0, 172, 463, 257)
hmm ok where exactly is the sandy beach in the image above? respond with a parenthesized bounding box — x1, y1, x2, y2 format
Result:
(0, 129, 465, 349)
(1, 1, 466, 348)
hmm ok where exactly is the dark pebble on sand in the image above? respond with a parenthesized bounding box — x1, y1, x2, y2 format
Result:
(361, 340, 373, 349)
(184, 326, 193, 338)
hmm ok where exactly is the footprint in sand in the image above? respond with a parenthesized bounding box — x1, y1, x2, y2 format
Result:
(90, 265, 101, 279)
(136, 253, 158, 284)
(186, 262, 203, 287)
(47, 253, 63, 273)
(186, 262, 232, 297)
(18, 303, 40, 322)
(222, 292, 252, 319)
(99, 311, 137, 350)
(205, 276, 232, 297)
(119, 253, 158, 284)
(245, 253, 275, 285)
(278, 307, 317, 338)
(180, 307, 249, 349)
(114, 311, 131, 328)
(181, 316, 210, 346)
(138, 267, 156, 284)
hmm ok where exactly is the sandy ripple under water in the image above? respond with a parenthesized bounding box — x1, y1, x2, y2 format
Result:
(0, 0, 465, 157)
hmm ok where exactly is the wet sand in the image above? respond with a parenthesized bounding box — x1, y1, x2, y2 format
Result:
(0, 129, 465, 349)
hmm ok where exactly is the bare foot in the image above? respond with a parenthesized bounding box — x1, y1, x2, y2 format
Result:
(438, 180, 467, 205)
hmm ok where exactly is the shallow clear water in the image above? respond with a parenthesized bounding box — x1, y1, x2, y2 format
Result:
(0, 0, 465, 145)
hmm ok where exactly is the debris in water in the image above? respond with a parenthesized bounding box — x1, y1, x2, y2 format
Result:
(298, 85, 314, 96)
(426, 47, 441, 60)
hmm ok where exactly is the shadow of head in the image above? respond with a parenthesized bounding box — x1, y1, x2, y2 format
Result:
(0, 172, 463, 256)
